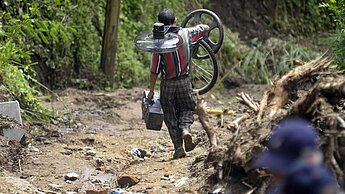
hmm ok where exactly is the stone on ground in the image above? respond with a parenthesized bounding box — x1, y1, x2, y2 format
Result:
(117, 175, 139, 187)
(0, 101, 25, 141)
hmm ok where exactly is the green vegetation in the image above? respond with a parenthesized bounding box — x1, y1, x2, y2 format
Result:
(216, 29, 320, 85)
(0, 0, 106, 119)
(0, 40, 48, 120)
(323, 0, 345, 68)
(0, 0, 343, 120)
(273, 0, 334, 34)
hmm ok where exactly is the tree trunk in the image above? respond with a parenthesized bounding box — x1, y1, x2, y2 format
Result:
(100, 0, 121, 81)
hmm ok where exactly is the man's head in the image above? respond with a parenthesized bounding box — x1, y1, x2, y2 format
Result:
(158, 8, 176, 25)
(254, 118, 321, 176)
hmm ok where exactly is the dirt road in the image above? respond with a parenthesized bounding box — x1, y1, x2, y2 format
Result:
(0, 85, 266, 193)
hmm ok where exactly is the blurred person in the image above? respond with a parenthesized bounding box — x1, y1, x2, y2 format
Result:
(253, 118, 323, 193)
(148, 8, 210, 159)
(254, 118, 323, 176)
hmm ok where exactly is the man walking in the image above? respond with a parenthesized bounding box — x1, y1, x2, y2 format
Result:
(148, 8, 209, 159)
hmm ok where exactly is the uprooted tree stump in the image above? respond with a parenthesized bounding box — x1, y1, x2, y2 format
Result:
(197, 55, 345, 192)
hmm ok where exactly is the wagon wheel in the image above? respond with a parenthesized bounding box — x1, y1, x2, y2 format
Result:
(181, 9, 224, 59)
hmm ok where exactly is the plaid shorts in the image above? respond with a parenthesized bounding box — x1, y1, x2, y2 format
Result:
(160, 76, 196, 149)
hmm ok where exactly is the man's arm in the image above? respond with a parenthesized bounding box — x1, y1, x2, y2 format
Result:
(148, 53, 161, 99)
(148, 73, 158, 99)
(188, 24, 210, 43)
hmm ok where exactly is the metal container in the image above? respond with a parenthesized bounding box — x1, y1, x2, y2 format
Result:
(141, 91, 164, 131)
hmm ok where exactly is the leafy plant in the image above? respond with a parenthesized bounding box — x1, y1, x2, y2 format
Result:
(0, 39, 49, 120)
(321, 0, 345, 68)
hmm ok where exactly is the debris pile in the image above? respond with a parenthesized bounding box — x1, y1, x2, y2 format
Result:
(197, 55, 345, 192)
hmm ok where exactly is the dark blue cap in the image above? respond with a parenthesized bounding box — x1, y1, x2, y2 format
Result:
(283, 163, 338, 194)
(254, 118, 319, 175)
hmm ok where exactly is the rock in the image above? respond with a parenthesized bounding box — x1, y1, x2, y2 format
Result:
(50, 130, 60, 137)
(85, 188, 107, 194)
(174, 177, 189, 187)
(160, 175, 173, 181)
(112, 188, 126, 194)
(151, 144, 166, 153)
(48, 183, 63, 190)
(61, 149, 73, 155)
(81, 137, 95, 145)
(64, 172, 79, 181)
(84, 147, 93, 151)
(96, 166, 106, 171)
(85, 150, 96, 156)
(91, 178, 102, 184)
(66, 192, 78, 194)
(2, 128, 25, 142)
(43, 140, 52, 145)
(117, 175, 139, 188)
(0, 101, 22, 124)
(130, 148, 148, 158)
(95, 158, 104, 166)
(35, 136, 48, 142)
(29, 145, 40, 152)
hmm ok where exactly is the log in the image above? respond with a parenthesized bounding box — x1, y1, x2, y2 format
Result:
(267, 56, 332, 117)
(290, 77, 345, 117)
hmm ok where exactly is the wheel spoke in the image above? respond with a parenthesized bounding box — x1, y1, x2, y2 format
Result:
(192, 66, 209, 84)
(192, 65, 212, 87)
(193, 62, 213, 79)
(192, 74, 206, 86)
(192, 12, 202, 24)
(193, 72, 208, 87)
(209, 20, 218, 30)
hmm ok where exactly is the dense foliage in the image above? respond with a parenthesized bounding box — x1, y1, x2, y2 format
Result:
(325, 0, 345, 68)
(0, 0, 342, 120)
(273, 0, 335, 34)
(0, 0, 107, 119)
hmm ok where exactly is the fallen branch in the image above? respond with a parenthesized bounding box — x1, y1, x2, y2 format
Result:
(196, 98, 218, 148)
(226, 113, 250, 130)
(237, 92, 259, 113)
(257, 91, 269, 122)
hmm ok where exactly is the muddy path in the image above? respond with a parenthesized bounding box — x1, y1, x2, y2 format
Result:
(0, 85, 267, 193)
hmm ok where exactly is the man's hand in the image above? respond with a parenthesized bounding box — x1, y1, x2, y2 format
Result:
(200, 24, 210, 31)
(148, 91, 154, 100)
